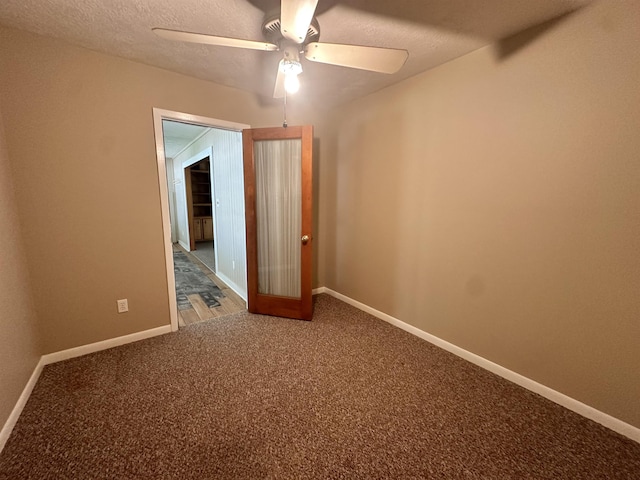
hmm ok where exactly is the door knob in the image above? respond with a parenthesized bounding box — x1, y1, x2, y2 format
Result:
(301, 235, 310, 245)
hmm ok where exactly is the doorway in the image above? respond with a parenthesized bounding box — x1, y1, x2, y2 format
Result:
(153, 109, 251, 331)
(185, 157, 215, 271)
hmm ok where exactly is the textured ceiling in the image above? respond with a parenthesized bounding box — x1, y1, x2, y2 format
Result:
(0, 0, 592, 108)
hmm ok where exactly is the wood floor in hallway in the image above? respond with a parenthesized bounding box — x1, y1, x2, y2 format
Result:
(173, 243, 246, 326)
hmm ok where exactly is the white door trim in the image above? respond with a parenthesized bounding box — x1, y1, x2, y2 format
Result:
(209, 153, 221, 275)
(152, 108, 250, 332)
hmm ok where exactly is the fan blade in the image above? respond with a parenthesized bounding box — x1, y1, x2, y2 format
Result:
(280, 0, 319, 43)
(152, 28, 278, 51)
(305, 42, 408, 74)
(273, 61, 286, 98)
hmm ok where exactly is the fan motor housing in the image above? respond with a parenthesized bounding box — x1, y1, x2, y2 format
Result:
(262, 14, 320, 47)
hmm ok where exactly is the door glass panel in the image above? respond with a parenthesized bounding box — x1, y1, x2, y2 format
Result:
(254, 139, 302, 298)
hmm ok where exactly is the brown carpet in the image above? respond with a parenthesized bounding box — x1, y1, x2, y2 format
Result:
(1, 294, 638, 479)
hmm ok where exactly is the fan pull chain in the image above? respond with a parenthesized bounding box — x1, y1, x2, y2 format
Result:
(282, 91, 288, 128)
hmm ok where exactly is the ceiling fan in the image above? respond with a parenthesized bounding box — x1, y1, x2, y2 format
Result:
(152, 0, 409, 98)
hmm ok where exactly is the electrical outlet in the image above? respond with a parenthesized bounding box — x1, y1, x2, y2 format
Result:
(117, 299, 129, 313)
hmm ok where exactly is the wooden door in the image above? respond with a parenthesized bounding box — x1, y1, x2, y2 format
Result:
(202, 217, 214, 241)
(193, 218, 203, 241)
(243, 125, 313, 320)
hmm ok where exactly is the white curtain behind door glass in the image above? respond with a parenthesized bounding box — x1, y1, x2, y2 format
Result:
(255, 139, 302, 298)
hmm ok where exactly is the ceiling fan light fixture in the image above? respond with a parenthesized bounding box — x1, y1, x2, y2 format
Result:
(280, 58, 303, 94)
(279, 59, 303, 76)
(284, 73, 301, 94)
(154, 0, 409, 100)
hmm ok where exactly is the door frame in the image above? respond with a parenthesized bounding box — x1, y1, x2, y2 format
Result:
(152, 108, 250, 332)
(180, 147, 215, 255)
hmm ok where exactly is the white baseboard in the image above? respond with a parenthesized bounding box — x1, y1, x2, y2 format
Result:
(41, 325, 172, 365)
(0, 358, 45, 453)
(318, 287, 640, 444)
(178, 240, 190, 252)
(0, 325, 172, 454)
(215, 271, 247, 303)
(4, 294, 637, 453)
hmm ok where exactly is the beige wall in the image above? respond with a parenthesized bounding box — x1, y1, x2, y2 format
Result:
(320, 0, 640, 427)
(0, 108, 41, 431)
(0, 26, 316, 354)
